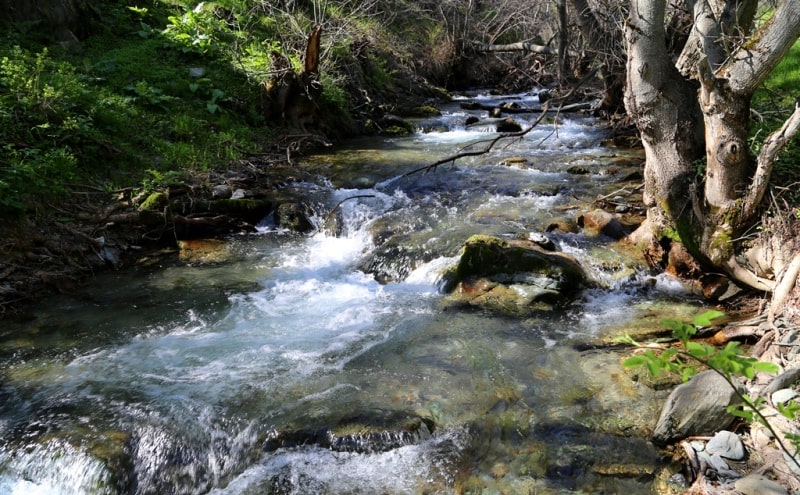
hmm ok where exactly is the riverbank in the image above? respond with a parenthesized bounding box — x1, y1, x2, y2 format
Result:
(0, 142, 311, 316)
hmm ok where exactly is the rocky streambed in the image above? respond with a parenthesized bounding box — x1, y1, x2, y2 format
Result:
(2, 90, 799, 494)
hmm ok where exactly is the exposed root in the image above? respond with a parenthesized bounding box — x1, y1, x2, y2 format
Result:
(769, 253, 800, 324)
(722, 256, 776, 292)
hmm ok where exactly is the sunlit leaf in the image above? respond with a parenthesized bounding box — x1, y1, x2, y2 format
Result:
(622, 355, 646, 368)
(693, 310, 725, 327)
(752, 361, 780, 374)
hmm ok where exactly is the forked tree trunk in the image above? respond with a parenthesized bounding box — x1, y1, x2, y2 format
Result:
(625, 0, 800, 291)
(263, 25, 323, 129)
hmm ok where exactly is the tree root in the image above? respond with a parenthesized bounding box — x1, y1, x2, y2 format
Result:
(769, 253, 800, 324)
(722, 256, 776, 293)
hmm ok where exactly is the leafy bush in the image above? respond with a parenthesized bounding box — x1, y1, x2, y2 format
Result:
(620, 311, 800, 470)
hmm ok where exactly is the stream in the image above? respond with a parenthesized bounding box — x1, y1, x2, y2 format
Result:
(0, 92, 709, 494)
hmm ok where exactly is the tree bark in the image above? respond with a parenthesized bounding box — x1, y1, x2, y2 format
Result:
(625, 0, 800, 290)
(624, 0, 704, 237)
(474, 41, 555, 54)
(557, 0, 569, 82)
(263, 25, 323, 129)
(568, 0, 627, 113)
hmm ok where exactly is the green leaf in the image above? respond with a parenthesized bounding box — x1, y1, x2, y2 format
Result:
(613, 334, 639, 346)
(622, 355, 646, 368)
(726, 404, 754, 421)
(692, 310, 725, 327)
(645, 360, 661, 377)
(686, 341, 709, 357)
(752, 361, 780, 374)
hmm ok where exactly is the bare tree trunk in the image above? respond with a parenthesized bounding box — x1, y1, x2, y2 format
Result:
(624, 0, 704, 239)
(263, 25, 323, 129)
(568, 0, 627, 113)
(475, 41, 555, 54)
(557, 0, 569, 82)
(625, 0, 800, 291)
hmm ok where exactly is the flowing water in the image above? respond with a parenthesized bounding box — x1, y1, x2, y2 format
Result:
(0, 92, 707, 494)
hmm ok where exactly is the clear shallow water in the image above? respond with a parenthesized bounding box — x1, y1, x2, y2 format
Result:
(0, 92, 704, 494)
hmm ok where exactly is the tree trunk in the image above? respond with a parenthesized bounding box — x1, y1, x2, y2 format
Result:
(474, 41, 555, 54)
(263, 25, 323, 129)
(568, 0, 627, 114)
(623, 0, 704, 241)
(625, 0, 800, 291)
(557, 0, 569, 82)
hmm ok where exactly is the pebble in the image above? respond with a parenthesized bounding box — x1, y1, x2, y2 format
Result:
(528, 232, 556, 251)
(770, 388, 797, 406)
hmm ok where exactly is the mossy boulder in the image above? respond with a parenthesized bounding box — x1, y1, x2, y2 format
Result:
(138, 192, 169, 211)
(442, 234, 590, 315)
(405, 105, 442, 117)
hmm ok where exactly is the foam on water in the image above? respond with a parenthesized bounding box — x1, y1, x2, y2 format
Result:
(0, 441, 114, 495)
(208, 427, 467, 495)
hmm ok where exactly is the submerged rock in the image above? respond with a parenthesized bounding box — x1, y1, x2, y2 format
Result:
(442, 234, 590, 315)
(177, 239, 231, 264)
(275, 202, 315, 233)
(263, 415, 435, 454)
(496, 117, 522, 133)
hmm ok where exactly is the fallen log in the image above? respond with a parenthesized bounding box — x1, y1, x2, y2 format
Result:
(474, 41, 555, 54)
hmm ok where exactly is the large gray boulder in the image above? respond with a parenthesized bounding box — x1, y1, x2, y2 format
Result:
(652, 370, 744, 446)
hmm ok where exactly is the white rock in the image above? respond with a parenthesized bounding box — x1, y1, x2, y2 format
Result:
(706, 430, 745, 460)
(771, 388, 797, 406)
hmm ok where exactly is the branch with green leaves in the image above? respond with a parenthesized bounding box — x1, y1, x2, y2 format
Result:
(618, 310, 800, 471)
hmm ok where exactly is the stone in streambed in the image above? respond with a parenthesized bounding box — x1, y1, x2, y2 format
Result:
(442, 234, 590, 315)
(652, 370, 744, 446)
(734, 474, 789, 495)
(706, 430, 745, 460)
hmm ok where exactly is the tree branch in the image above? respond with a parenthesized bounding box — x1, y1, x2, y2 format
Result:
(743, 101, 800, 221)
(473, 41, 555, 54)
(723, 2, 800, 94)
(400, 100, 551, 178)
(676, 0, 726, 77)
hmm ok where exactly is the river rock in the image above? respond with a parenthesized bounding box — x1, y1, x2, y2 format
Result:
(442, 234, 589, 314)
(771, 388, 797, 406)
(177, 239, 231, 264)
(734, 474, 789, 495)
(496, 118, 522, 133)
(766, 365, 800, 396)
(577, 209, 627, 239)
(706, 430, 745, 460)
(276, 202, 314, 233)
(652, 370, 744, 445)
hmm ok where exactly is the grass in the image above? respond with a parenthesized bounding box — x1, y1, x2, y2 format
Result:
(0, 0, 448, 215)
(0, 0, 352, 214)
(751, 39, 800, 203)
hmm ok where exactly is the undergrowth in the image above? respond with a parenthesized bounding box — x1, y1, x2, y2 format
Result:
(0, 0, 442, 216)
